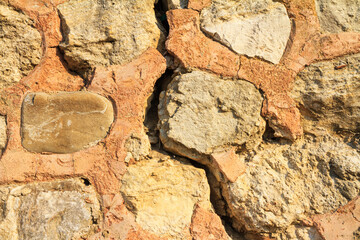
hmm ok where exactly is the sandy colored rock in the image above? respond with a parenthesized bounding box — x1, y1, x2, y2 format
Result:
(121, 153, 211, 240)
(315, 0, 360, 33)
(0, 116, 6, 154)
(200, 0, 291, 64)
(158, 71, 265, 163)
(0, 2, 42, 89)
(273, 225, 322, 240)
(188, 0, 211, 11)
(57, 0, 160, 73)
(0, 178, 101, 240)
(290, 53, 360, 135)
(223, 134, 360, 235)
(21, 91, 114, 153)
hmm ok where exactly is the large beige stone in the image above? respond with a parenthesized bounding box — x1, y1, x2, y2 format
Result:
(290, 53, 360, 138)
(121, 151, 211, 239)
(158, 71, 265, 163)
(200, 0, 291, 64)
(223, 134, 360, 236)
(0, 2, 42, 89)
(21, 91, 114, 153)
(58, 0, 161, 72)
(0, 178, 101, 240)
(315, 0, 360, 33)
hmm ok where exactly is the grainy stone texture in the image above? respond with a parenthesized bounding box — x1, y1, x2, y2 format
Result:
(58, 0, 161, 72)
(315, 0, 360, 33)
(21, 91, 114, 153)
(0, 178, 101, 240)
(121, 151, 212, 240)
(273, 226, 322, 240)
(290, 53, 360, 136)
(0, 116, 6, 155)
(158, 71, 265, 163)
(223, 134, 360, 236)
(0, 2, 42, 89)
(200, 0, 291, 64)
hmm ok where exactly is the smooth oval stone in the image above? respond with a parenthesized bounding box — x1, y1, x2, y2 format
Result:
(21, 92, 114, 153)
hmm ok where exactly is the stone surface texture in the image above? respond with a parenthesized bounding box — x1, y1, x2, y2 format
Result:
(21, 91, 114, 153)
(200, 0, 291, 64)
(0, 178, 101, 239)
(223, 134, 360, 237)
(0, 2, 42, 90)
(121, 151, 212, 240)
(162, 0, 188, 9)
(0, 116, 6, 155)
(315, 0, 360, 33)
(58, 0, 161, 72)
(159, 71, 265, 163)
(291, 53, 360, 136)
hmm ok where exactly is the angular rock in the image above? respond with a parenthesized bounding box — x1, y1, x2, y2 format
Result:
(121, 151, 211, 239)
(200, 0, 291, 64)
(290, 53, 360, 137)
(21, 91, 114, 153)
(315, 0, 360, 33)
(0, 178, 101, 240)
(0, 2, 42, 89)
(158, 71, 265, 163)
(58, 0, 161, 72)
(223, 134, 360, 236)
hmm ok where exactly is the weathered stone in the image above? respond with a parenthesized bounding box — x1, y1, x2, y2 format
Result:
(58, 0, 161, 72)
(188, 0, 211, 11)
(190, 204, 230, 240)
(315, 0, 360, 33)
(121, 151, 211, 239)
(200, 0, 291, 64)
(290, 53, 360, 136)
(0, 116, 6, 155)
(223, 134, 360, 235)
(273, 225, 322, 240)
(0, 178, 101, 240)
(211, 148, 246, 183)
(158, 71, 265, 163)
(21, 91, 114, 153)
(0, 2, 42, 89)
(312, 197, 360, 240)
(162, 0, 188, 9)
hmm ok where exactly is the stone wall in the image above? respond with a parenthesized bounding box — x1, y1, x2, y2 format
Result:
(0, 0, 359, 239)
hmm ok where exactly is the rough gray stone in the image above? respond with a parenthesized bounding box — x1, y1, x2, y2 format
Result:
(315, 0, 360, 33)
(0, 3, 42, 89)
(223, 134, 360, 235)
(21, 91, 114, 154)
(0, 178, 101, 240)
(290, 53, 360, 138)
(158, 71, 265, 163)
(200, 0, 291, 64)
(58, 0, 161, 72)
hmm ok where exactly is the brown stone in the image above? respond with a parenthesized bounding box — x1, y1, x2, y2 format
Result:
(313, 196, 360, 240)
(188, 0, 211, 11)
(21, 91, 114, 153)
(190, 204, 230, 240)
(211, 148, 246, 183)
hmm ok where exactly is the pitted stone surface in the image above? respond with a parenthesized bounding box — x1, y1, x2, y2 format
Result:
(0, 178, 101, 240)
(200, 0, 291, 64)
(21, 91, 114, 153)
(0, 2, 42, 89)
(224, 134, 360, 235)
(58, 0, 161, 72)
(158, 71, 265, 163)
(121, 153, 211, 239)
(290, 53, 360, 135)
(315, 0, 360, 33)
